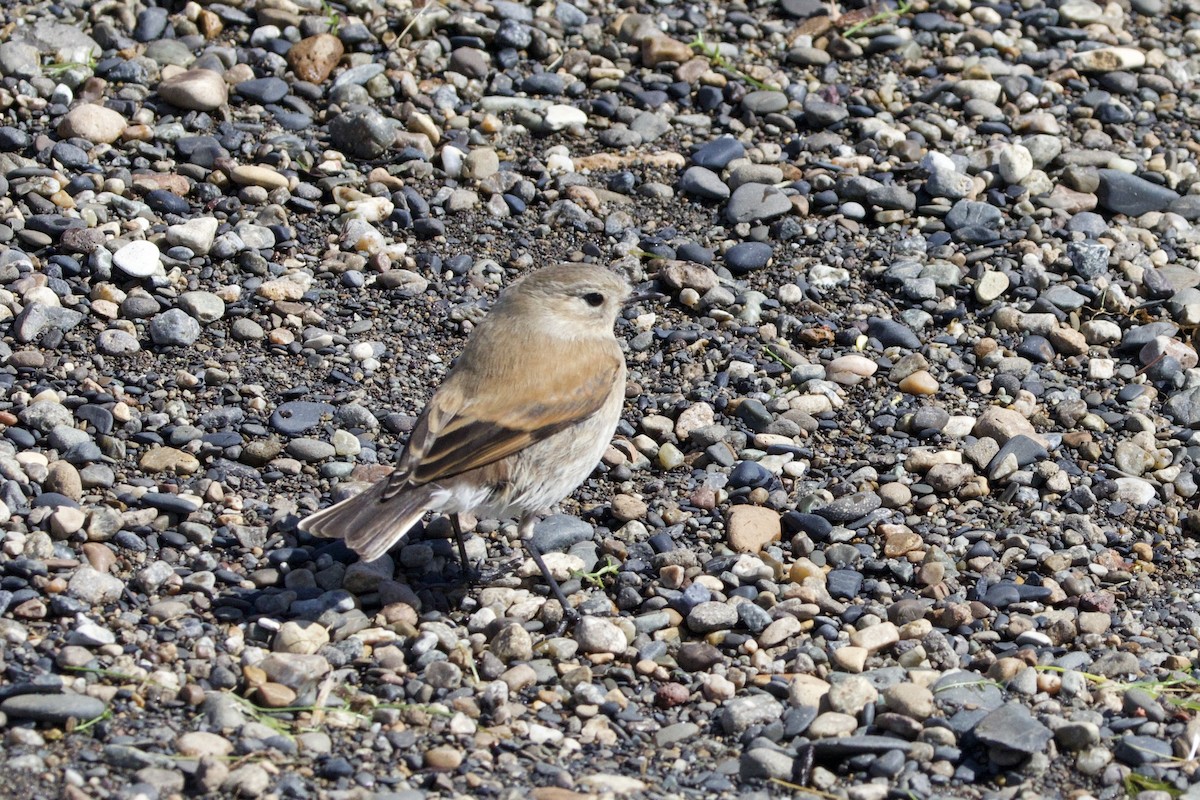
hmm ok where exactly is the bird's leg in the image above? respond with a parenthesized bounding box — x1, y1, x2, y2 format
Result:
(449, 514, 509, 583)
(520, 514, 579, 631)
(450, 513, 472, 576)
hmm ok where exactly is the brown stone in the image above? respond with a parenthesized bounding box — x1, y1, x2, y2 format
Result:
(974, 406, 1047, 447)
(882, 527, 922, 558)
(288, 34, 344, 84)
(640, 36, 693, 66)
(254, 682, 297, 708)
(197, 9, 224, 38)
(45, 460, 83, 501)
(131, 173, 191, 195)
(898, 369, 939, 395)
(610, 493, 648, 522)
(82, 542, 117, 572)
(139, 446, 200, 474)
(424, 746, 464, 771)
(726, 505, 781, 553)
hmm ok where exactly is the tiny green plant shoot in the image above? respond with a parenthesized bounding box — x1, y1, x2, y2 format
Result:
(45, 55, 99, 77)
(1034, 665, 1200, 712)
(688, 33, 777, 92)
(630, 247, 668, 263)
(322, 1, 342, 36)
(572, 555, 620, 588)
(1123, 772, 1182, 798)
(843, 0, 913, 38)
(767, 778, 848, 800)
(762, 345, 796, 371)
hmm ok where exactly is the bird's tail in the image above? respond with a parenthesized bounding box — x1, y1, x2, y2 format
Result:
(301, 480, 434, 563)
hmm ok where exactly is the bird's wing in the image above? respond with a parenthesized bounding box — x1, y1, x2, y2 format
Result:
(382, 338, 622, 499)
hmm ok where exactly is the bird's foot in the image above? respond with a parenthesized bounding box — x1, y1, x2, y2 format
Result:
(546, 605, 581, 637)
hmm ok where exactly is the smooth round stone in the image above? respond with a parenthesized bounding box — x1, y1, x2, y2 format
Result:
(149, 308, 202, 346)
(692, 136, 745, 170)
(134, 6, 169, 40)
(178, 291, 225, 324)
(781, 0, 827, 16)
(231, 318, 265, 340)
(159, 69, 229, 111)
(121, 291, 161, 318)
(803, 96, 849, 126)
(976, 271, 1009, 302)
(1095, 169, 1179, 216)
(96, 329, 141, 355)
(945, 200, 1002, 232)
(867, 318, 921, 349)
(328, 107, 396, 158)
(235, 77, 289, 104)
(145, 190, 189, 215)
(112, 240, 162, 277)
(998, 144, 1033, 184)
(839, 202, 866, 220)
(786, 46, 830, 66)
(725, 242, 773, 274)
(287, 438, 335, 462)
(0, 693, 107, 724)
(271, 401, 335, 435)
(741, 90, 787, 115)
(57, 104, 126, 144)
(142, 492, 203, 514)
(827, 355, 878, 384)
(50, 141, 89, 169)
(166, 217, 219, 255)
(144, 39, 195, 67)
(678, 166, 729, 200)
(725, 184, 793, 223)
(531, 514, 593, 553)
(230, 165, 288, 191)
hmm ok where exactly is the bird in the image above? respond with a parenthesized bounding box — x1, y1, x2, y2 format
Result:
(301, 263, 631, 617)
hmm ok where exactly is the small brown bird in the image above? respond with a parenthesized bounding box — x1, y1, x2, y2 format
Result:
(302, 263, 631, 614)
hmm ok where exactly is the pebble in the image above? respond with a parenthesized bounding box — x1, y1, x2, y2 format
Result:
(158, 69, 228, 111)
(575, 617, 627, 655)
(1096, 170, 1180, 216)
(148, 309, 202, 346)
(166, 218, 219, 254)
(973, 703, 1053, 756)
(1, 694, 107, 725)
(726, 506, 780, 553)
(288, 34, 344, 84)
(67, 566, 124, 604)
(57, 104, 127, 144)
(725, 184, 793, 223)
(112, 240, 162, 278)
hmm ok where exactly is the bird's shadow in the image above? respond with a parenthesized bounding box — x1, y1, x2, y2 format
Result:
(212, 516, 564, 633)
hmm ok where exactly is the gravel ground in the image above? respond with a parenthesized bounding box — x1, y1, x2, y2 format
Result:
(3, 0, 1200, 798)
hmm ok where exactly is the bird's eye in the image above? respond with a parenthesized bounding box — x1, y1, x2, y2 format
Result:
(583, 292, 604, 307)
